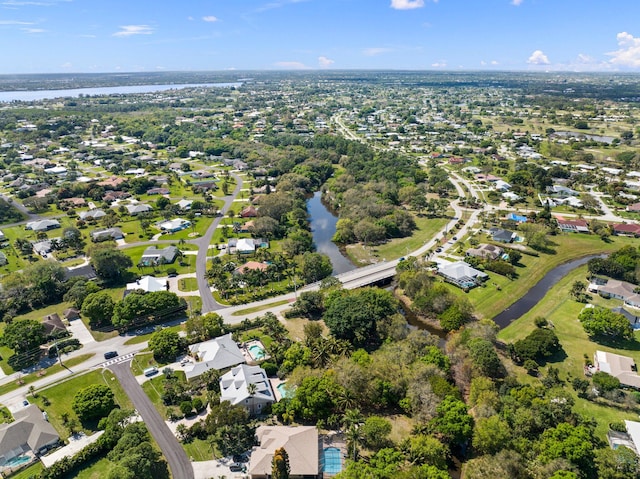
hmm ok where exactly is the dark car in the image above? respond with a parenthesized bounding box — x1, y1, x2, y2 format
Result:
(233, 454, 248, 463)
(435, 247, 443, 253)
(229, 463, 244, 472)
(104, 351, 118, 360)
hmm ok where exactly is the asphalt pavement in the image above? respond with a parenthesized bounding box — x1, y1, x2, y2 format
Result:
(109, 360, 194, 479)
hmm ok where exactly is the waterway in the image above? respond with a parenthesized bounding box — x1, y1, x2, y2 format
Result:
(0, 82, 242, 103)
(492, 254, 604, 328)
(306, 191, 356, 276)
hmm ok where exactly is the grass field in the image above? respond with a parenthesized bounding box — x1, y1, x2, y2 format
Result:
(178, 277, 199, 292)
(231, 299, 290, 316)
(32, 369, 133, 441)
(183, 438, 213, 461)
(497, 264, 640, 439)
(452, 233, 636, 320)
(345, 215, 449, 266)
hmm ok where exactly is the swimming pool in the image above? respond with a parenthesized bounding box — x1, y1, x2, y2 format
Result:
(249, 344, 266, 360)
(277, 382, 292, 398)
(3, 455, 31, 467)
(322, 447, 342, 474)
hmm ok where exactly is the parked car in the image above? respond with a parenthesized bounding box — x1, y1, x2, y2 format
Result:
(229, 463, 244, 472)
(104, 351, 118, 360)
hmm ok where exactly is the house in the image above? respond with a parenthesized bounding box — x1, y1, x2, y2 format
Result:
(507, 213, 527, 223)
(556, 218, 590, 233)
(103, 191, 130, 203)
(79, 209, 106, 221)
(139, 246, 179, 266)
(91, 228, 124, 242)
(32, 239, 53, 257)
(627, 202, 640, 213)
(494, 180, 511, 192)
(147, 187, 170, 196)
(437, 261, 488, 289)
(219, 364, 275, 415)
(97, 176, 126, 188)
(234, 261, 269, 275)
(0, 230, 5, 242)
(64, 264, 97, 281)
(42, 313, 67, 337)
(594, 350, 640, 389)
(60, 197, 86, 208)
(0, 251, 6, 266)
(612, 306, 640, 329)
(126, 276, 168, 293)
(503, 192, 521, 202)
(124, 168, 146, 176)
(248, 426, 319, 479)
(63, 308, 81, 321)
(184, 333, 246, 380)
(175, 199, 193, 211)
(489, 227, 515, 243)
(607, 420, 640, 455)
(547, 185, 579, 196)
(236, 238, 256, 254)
(612, 223, 640, 237)
(240, 205, 258, 218)
(191, 180, 218, 192)
(592, 279, 640, 309)
(25, 219, 60, 232)
(466, 243, 504, 261)
(0, 405, 59, 468)
(126, 204, 152, 216)
(158, 218, 191, 233)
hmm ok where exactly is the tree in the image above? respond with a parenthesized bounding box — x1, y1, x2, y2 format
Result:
(595, 446, 640, 479)
(90, 246, 133, 283)
(72, 384, 116, 421)
(537, 422, 596, 471)
(149, 329, 186, 363)
(512, 328, 561, 363)
(1, 319, 46, 354)
(468, 338, 503, 378)
(431, 396, 474, 446)
(64, 278, 100, 309)
(271, 447, 290, 479)
(360, 416, 392, 451)
(81, 291, 115, 327)
(579, 307, 634, 341)
(473, 416, 511, 455)
(323, 288, 397, 348)
(570, 280, 586, 300)
(297, 252, 333, 283)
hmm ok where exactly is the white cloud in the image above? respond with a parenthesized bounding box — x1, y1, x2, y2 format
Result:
(254, 0, 308, 14)
(511, 0, 523, 6)
(61, 62, 72, 68)
(21, 27, 43, 33)
(363, 47, 392, 57)
(113, 25, 154, 37)
(274, 61, 309, 69)
(202, 15, 218, 22)
(0, 20, 33, 24)
(318, 56, 334, 67)
(390, 0, 425, 10)
(608, 31, 640, 68)
(431, 61, 447, 68)
(491, 60, 499, 65)
(527, 49, 550, 65)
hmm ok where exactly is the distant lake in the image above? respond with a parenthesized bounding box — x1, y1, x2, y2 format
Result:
(0, 82, 242, 103)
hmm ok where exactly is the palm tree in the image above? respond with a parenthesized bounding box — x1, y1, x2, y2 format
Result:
(247, 383, 258, 397)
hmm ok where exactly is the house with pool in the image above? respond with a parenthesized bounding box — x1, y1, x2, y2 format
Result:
(184, 333, 246, 381)
(0, 405, 59, 474)
(219, 364, 275, 415)
(249, 426, 320, 478)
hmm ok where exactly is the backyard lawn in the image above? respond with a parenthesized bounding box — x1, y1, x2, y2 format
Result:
(497, 264, 640, 439)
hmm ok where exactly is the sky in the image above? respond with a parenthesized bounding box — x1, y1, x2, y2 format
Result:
(2, 0, 640, 74)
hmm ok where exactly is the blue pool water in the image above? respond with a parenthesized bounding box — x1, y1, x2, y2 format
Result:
(322, 447, 342, 474)
(249, 344, 265, 360)
(4, 455, 31, 467)
(277, 382, 292, 398)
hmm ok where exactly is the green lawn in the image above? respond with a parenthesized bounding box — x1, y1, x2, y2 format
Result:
(497, 264, 640, 439)
(345, 215, 449, 266)
(183, 438, 214, 461)
(456, 233, 636, 320)
(32, 369, 133, 441)
(8, 461, 44, 479)
(158, 216, 214, 241)
(231, 299, 291, 316)
(178, 277, 198, 292)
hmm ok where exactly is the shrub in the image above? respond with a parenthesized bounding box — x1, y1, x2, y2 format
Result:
(180, 400, 193, 416)
(592, 371, 621, 392)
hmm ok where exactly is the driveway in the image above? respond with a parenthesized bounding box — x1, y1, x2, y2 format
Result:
(109, 361, 194, 479)
(67, 318, 95, 345)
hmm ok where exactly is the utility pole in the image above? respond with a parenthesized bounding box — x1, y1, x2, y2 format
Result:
(55, 341, 63, 367)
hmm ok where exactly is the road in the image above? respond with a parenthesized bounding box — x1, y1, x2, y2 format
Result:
(109, 361, 194, 479)
(193, 172, 244, 313)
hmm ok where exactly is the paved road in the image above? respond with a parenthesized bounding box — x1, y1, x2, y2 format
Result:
(194, 172, 244, 313)
(109, 361, 194, 479)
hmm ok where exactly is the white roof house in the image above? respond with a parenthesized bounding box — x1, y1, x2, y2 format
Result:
(219, 364, 275, 415)
(494, 180, 511, 191)
(126, 204, 152, 215)
(184, 334, 246, 380)
(248, 426, 319, 479)
(594, 350, 640, 389)
(175, 199, 193, 210)
(126, 275, 167, 293)
(79, 209, 106, 221)
(236, 238, 256, 254)
(25, 219, 60, 232)
(158, 218, 191, 233)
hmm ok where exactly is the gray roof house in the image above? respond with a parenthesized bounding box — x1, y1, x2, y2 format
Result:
(612, 306, 640, 329)
(219, 364, 275, 415)
(91, 227, 124, 242)
(594, 350, 640, 389)
(438, 261, 488, 289)
(139, 245, 179, 266)
(78, 209, 106, 221)
(489, 227, 515, 243)
(0, 405, 59, 468)
(126, 204, 152, 216)
(184, 333, 246, 380)
(25, 219, 60, 232)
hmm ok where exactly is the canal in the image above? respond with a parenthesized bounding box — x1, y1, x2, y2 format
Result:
(306, 191, 356, 276)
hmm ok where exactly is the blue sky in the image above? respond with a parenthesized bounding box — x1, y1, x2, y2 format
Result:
(2, 0, 640, 73)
